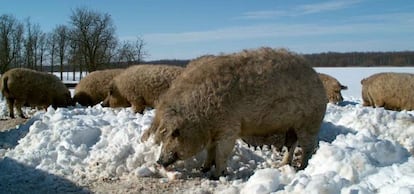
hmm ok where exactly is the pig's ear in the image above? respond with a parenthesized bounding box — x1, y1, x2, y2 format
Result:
(159, 128, 167, 136)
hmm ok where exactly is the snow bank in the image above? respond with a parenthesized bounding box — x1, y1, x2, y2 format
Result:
(1, 97, 414, 193)
(2, 106, 159, 185)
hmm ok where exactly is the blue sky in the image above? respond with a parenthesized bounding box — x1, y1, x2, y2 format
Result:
(1, 0, 413, 60)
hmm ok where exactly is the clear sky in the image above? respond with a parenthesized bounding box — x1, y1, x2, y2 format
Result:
(1, 0, 413, 60)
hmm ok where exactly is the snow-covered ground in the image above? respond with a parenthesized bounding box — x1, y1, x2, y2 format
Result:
(1, 67, 414, 193)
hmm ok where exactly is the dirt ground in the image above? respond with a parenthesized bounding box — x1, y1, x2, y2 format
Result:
(0, 118, 27, 132)
(85, 176, 213, 194)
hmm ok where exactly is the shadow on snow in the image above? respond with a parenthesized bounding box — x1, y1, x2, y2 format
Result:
(0, 157, 90, 193)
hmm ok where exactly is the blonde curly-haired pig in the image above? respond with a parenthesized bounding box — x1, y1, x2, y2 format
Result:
(361, 72, 414, 111)
(318, 73, 347, 104)
(73, 68, 124, 106)
(145, 48, 327, 179)
(102, 65, 184, 113)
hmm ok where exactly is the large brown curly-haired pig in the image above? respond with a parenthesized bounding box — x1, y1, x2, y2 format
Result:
(0, 68, 73, 118)
(145, 47, 327, 179)
(318, 73, 348, 104)
(73, 68, 124, 106)
(101, 65, 184, 113)
(361, 72, 414, 111)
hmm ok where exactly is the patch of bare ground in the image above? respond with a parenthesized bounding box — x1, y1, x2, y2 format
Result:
(0, 118, 28, 132)
(86, 176, 214, 194)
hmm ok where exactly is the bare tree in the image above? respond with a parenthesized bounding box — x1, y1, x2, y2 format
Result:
(54, 25, 69, 80)
(46, 32, 57, 73)
(13, 24, 24, 68)
(116, 40, 135, 64)
(23, 18, 43, 70)
(116, 36, 147, 65)
(68, 34, 84, 81)
(37, 32, 47, 71)
(134, 36, 147, 64)
(0, 14, 24, 73)
(69, 7, 117, 72)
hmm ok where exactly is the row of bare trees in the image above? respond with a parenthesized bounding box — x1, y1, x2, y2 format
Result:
(0, 7, 147, 79)
(304, 51, 414, 67)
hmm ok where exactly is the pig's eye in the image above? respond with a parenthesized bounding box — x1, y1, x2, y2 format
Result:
(171, 129, 180, 138)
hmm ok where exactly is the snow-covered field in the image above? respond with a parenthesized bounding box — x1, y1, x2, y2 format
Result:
(1, 67, 414, 193)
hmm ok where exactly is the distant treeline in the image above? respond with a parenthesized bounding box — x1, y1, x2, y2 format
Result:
(304, 51, 414, 67)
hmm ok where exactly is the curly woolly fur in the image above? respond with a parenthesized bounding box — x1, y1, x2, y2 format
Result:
(146, 47, 327, 179)
(73, 68, 124, 106)
(361, 72, 414, 111)
(0, 68, 72, 118)
(102, 65, 184, 113)
(186, 54, 217, 68)
(243, 73, 347, 152)
(318, 73, 348, 104)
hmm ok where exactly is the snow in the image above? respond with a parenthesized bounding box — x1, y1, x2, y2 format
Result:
(1, 67, 414, 193)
